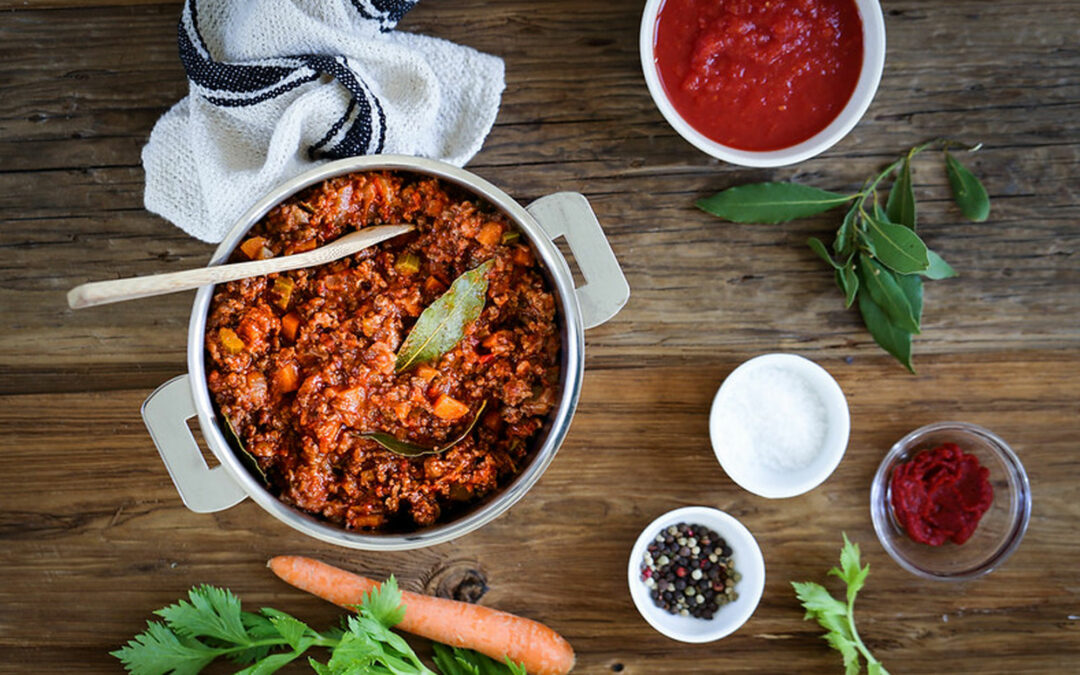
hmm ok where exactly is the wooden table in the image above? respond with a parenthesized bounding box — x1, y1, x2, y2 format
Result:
(2, 1, 1078, 673)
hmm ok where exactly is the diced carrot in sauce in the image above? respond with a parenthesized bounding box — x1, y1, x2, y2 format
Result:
(271, 276, 295, 309)
(240, 236, 274, 260)
(219, 328, 245, 354)
(432, 394, 470, 421)
(272, 363, 300, 393)
(513, 246, 532, 266)
(281, 312, 301, 341)
(423, 276, 446, 294)
(475, 222, 503, 247)
(394, 402, 412, 422)
(415, 365, 439, 382)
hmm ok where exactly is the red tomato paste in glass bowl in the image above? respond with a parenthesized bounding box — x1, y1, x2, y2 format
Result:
(870, 422, 1031, 581)
(653, 0, 864, 152)
(890, 443, 993, 546)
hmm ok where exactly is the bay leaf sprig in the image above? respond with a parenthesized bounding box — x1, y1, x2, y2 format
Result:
(697, 140, 989, 372)
(361, 400, 487, 457)
(395, 260, 494, 372)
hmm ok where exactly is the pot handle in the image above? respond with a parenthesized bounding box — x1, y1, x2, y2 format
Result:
(141, 374, 247, 514)
(526, 192, 629, 329)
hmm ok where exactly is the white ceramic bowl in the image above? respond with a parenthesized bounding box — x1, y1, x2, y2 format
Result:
(639, 0, 886, 167)
(709, 354, 850, 498)
(628, 506, 765, 643)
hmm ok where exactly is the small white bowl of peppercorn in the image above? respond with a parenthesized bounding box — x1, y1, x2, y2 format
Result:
(627, 506, 765, 643)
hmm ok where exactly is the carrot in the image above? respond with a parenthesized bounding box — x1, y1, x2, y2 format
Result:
(476, 221, 503, 247)
(432, 394, 469, 421)
(281, 312, 301, 341)
(268, 556, 576, 675)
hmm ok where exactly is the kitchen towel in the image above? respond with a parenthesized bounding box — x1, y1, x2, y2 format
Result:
(143, 0, 505, 243)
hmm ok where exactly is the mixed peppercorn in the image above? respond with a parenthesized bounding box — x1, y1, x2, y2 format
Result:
(640, 522, 739, 619)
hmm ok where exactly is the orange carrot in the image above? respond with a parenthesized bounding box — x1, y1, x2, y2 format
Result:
(268, 556, 576, 675)
(432, 394, 470, 421)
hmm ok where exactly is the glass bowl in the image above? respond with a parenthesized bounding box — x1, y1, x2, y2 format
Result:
(870, 422, 1031, 581)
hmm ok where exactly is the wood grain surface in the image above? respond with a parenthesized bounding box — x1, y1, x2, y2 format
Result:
(1, 1, 1078, 673)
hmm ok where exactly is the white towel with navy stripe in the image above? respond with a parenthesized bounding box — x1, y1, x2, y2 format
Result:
(142, 0, 505, 243)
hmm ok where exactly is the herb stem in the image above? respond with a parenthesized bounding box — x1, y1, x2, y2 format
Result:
(845, 591, 877, 666)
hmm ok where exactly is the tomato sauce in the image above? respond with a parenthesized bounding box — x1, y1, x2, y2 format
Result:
(653, 0, 864, 151)
(890, 444, 994, 546)
(206, 172, 560, 532)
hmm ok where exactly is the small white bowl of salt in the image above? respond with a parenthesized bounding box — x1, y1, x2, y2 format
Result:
(709, 353, 850, 498)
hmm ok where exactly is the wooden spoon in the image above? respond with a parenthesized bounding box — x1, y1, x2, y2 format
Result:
(67, 224, 414, 309)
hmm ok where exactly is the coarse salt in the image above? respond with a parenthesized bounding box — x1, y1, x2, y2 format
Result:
(715, 366, 828, 472)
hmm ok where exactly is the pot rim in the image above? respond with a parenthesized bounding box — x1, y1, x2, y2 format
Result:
(186, 155, 585, 550)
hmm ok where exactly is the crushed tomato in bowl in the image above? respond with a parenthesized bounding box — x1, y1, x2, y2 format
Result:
(205, 171, 560, 532)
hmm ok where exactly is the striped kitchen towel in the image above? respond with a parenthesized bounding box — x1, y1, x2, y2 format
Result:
(143, 0, 505, 243)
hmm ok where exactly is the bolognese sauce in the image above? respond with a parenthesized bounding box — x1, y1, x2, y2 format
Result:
(205, 171, 560, 531)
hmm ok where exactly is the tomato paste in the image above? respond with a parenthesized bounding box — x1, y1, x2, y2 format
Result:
(653, 0, 864, 151)
(890, 443, 994, 546)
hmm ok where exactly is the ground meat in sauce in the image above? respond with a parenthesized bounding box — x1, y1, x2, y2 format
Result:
(205, 171, 560, 531)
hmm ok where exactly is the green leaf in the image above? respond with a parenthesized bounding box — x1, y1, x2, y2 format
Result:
(222, 415, 268, 486)
(696, 183, 854, 223)
(921, 249, 957, 280)
(111, 621, 220, 675)
(261, 608, 311, 651)
(835, 264, 859, 309)
(834, 204, 859, 256)
(360, 576, 407, 628)
(945, 151, 990, 222)
(864, 215, 930, 274)
(234, 651, 306, 675)
(829, 534, 870, 605)
(858, 256, 920, 334)
(432, 644, 527, 675)
(857, 289, 914, 373)
(824, 632, 862, 675)
(792, 581, 847, 621)
(895, 274, 923, 328)
(155, 586, 252, 646)
(396, 260, 493, 372)
(361, 401, 487, 458)
(808, 237, 841, 269)
(868, 660, 891, 675)
(886, 157, 917, 229)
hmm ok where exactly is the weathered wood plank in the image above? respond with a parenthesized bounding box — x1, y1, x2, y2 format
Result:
(1, 353, 1078, 672)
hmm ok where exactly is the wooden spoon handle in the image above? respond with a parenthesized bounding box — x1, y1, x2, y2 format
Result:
(67, 224, 413, 309)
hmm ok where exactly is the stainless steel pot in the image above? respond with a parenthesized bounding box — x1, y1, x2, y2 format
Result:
(141, 155, 629, 550)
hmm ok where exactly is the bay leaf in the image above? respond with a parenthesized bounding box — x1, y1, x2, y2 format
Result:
(222, 414, 267, 485)
(808, 237, 841, 269)
(864, 215, 930, 274)
(835, 263, 859, 308)
(945, 151, 990, 222)
(886, 157, 917, 229)
(895, 273, 924, 327)
(857, 291, 915, 373)
(858, 255, 920, 334)
(921, 249, 957, 280)
(361, 401, 487, 457)
(395, 260, 493, 372)
(696, 183, 853, 223)
(833, 203, 859, 256)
